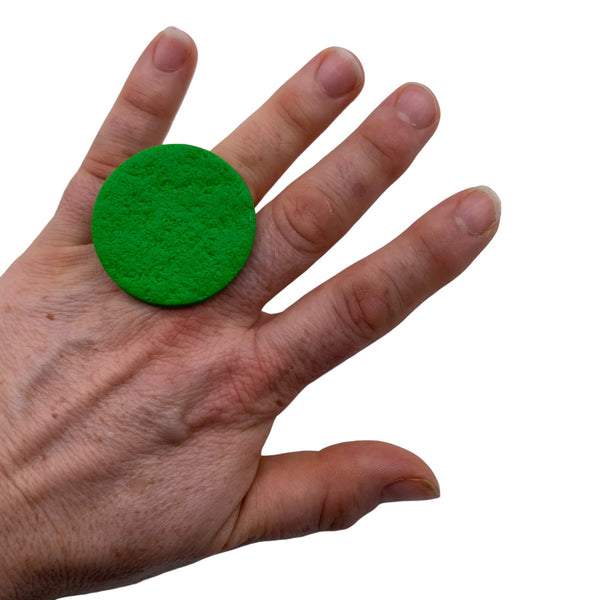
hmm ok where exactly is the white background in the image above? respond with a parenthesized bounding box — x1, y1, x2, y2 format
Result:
(1, 0, 598, 598)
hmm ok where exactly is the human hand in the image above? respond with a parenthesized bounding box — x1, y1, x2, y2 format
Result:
(0, 27, 500, 599)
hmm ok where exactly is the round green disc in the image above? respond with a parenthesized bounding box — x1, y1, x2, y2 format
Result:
(92, 144, 255, 306)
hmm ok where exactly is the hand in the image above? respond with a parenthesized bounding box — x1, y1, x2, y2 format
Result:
(0, 27, 500, 599)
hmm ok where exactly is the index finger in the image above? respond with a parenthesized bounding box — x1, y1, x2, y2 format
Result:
(54, 27, 198, 245)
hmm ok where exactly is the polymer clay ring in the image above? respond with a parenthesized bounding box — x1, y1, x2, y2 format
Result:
(92, 144, 255, 306)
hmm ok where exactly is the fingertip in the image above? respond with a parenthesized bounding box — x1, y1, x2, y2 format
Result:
(152, 26, 196, 73)
(380, 477, 441, 503)
(319, 440, 440, 503)
(315, 46, 364, 98)
(395, 82, 440, 129)
(455, 185, 502, 236)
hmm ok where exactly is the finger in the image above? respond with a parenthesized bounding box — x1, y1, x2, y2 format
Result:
(259, 186, 501, 399)
(55, 27, 198, 244)
(213, 47, 364, 204)
(223, 441, 439, 549)
(221, 83, 440, 312)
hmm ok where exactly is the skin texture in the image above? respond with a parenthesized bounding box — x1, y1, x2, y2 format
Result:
(0, 27, 500, 599)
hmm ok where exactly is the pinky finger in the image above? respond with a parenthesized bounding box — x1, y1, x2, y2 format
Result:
(259, 186, 501, 401)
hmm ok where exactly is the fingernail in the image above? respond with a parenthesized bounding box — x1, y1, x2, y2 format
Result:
(455, 186, 501, 236)
(380, 478, 441, 503)
(395, 83, 438, 129)
(153, 27, 193, 73)
(316, 47, 363, 98)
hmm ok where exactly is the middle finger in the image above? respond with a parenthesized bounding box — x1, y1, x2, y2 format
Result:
(213, 47, 364, 203)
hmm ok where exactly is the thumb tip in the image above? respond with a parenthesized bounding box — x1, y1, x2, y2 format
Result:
(379, 477, 441, 503)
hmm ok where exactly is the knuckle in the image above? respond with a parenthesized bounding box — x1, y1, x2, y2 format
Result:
(318, 503, 361, 532)
(121, 82, 166, 119)
(358, 119, 411, 176)
(219, 354, 264, 421)
(176, 327, 291, 428)
(82, 153, 123, 182)
(81, 113, 143, 181)
(247, 330, 296, 416)
(414, 229, 457, 279)
(275, 88, 314, 137)
(273, 184, 340, 256)
(334, 275, 394, 342)
(220, 343, 289, 422)
(316, 487, 363, 533)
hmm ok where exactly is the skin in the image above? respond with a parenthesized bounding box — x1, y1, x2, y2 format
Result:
(0, 27, 500, 599)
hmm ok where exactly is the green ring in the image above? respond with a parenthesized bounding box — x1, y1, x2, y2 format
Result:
(92, 144, 255, 306)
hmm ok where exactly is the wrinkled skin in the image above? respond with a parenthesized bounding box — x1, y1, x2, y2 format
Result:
(0, 28, 500, 599)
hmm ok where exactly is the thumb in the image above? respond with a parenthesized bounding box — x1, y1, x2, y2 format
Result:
(223, 441, 439, 549)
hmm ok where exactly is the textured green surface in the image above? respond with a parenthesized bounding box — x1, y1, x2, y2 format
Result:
(92, 144, 255, 306)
